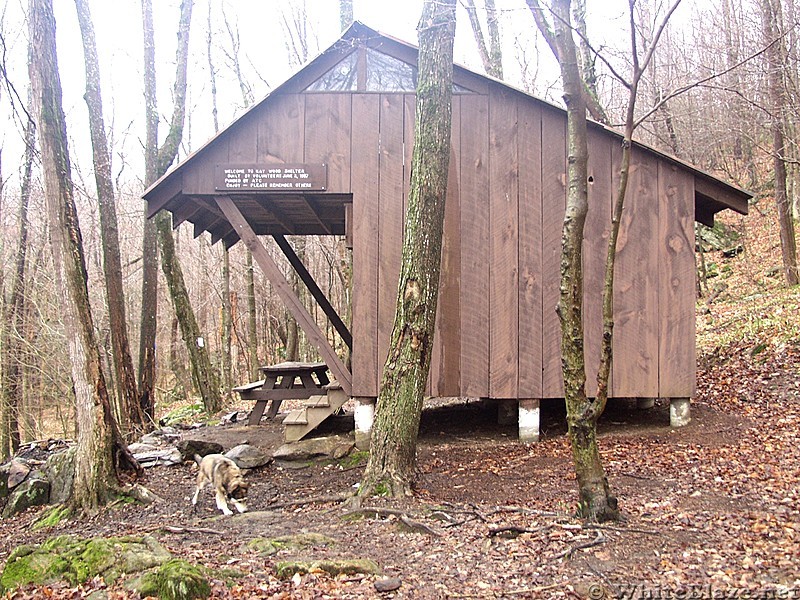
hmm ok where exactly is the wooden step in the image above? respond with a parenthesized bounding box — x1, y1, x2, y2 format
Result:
(303, 395, 330, 409)
(282, 409, 308, 426)
(283, 388, 350, 442)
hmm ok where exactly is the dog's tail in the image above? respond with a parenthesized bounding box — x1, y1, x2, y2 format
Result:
(193, 454, 204, 465)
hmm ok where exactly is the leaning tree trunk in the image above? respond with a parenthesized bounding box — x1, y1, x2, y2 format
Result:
(359, 0, 456, 498)
(0, 113, 35, 459)
(74, 0, 144, 435)
(551, 0, 618, 521)
(28, 0, 139, 514)
(156, 213, 222, 413)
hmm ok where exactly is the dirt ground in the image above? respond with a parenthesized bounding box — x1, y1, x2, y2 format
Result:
(1, 341, 798, 599)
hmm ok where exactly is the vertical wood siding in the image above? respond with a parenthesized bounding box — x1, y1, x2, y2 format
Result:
(457, 94, 490, 398)
(304, 95, 352, 192)
(431, 98, 462, 397)
(350, 95, 380, 396)
(177, 85, 698, 401)
(541, 107, 567, 397)
(376, 94, 407, 389)
(518, 98, 543, 399)
(583, 128, 613, 396)
(257, 94, 304, 163)
(489, 89, 520, 399)
(658, 164, 695, 397)
(612, 147, 660, 397)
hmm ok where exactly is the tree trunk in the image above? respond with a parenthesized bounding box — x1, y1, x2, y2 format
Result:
(246, 250, 260, 377)
(157, 211, 221, 413)
(141, 0, 217, 413)
(206, 3, 232, 395)
(28, 0, 139, 514)
(525, 0, 609, 124)
(74, 0, 143, 436)
(548, 0, 618, 521)
(138, 0, 160, 423)
(0, 114, 34, 459)
(761, 0, 799, 285)
(360, 0, 456, 498)
(462, 0, 503, 79)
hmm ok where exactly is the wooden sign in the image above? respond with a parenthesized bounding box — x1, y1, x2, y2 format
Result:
(215, 164, 327, 192)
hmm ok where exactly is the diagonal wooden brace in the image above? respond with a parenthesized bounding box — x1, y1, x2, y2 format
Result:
(215, 196, 352, 395)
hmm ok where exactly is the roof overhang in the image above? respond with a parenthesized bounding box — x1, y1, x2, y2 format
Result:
(143, 21, 751, 242)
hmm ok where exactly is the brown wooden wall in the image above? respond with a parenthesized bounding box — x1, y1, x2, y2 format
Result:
(180, 86, 696, 401)
(347, 84, 695, 401)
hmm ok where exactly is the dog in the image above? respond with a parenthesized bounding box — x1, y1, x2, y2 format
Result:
(191, 453, 249, 516)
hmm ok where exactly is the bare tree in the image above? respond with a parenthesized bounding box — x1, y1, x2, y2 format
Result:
(360, 0, 457, 498)
(760, 0, 799, 285)
(28, 0, 139, 513)
(461, 0, 504, 78)
(141, 0, 221, 413)
(0, 110, 34, 458)
(530, 0, 682, 520)
(206, 3, 232, 394)
(525, 0, 609, 124)
(74, 0, 143, 435)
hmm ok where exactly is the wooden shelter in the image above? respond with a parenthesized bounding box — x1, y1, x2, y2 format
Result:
(143, 23, 750, 442)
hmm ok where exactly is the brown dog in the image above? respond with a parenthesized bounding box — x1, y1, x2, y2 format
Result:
(191, 454, 249, 515)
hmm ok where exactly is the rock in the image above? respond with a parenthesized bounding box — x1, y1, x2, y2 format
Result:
(0, 534, 172, 592)
(134, 448, 183, 468)
(159, 404, 205, 428)
(134, 558, 210, 600)
(2, 474, 50, 518)
(176, 440, 223, 462)
(272, 434, 355, 462)
(7, 460, 32, 489)
(225, 444, 272, 469)
(140, 427, 181, 446)
(127, 442, 159, 454)
(275, 558, 380, 578)
(43, 447, 76, 505)
(0, 466, 8, 501)
(248, 533, 336, 556)
(374, 577, 402, 593)
(220, 411, 247, 424)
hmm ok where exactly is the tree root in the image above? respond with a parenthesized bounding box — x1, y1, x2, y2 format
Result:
(265, 494, 348, 510)
(553, 530, 606, 559)
(160, 525, 224, 536)
(488, 524, 554, 538)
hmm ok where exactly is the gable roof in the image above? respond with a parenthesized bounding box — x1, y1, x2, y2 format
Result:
(143, 21, 750, 239)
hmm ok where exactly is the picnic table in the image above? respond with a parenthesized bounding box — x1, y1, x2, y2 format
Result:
(233, 361, 330, 426)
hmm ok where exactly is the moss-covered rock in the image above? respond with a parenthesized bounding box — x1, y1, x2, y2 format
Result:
(1, 474, 50, 518)
(275, 558, 380, 578)
(159, 403, 205, 427)
(0, 534, 171, 592)
(247, 532, 336, 556)
(31, 505, 71, 531)
(135, 559, 211, 600)
(44, 447, 76, 505)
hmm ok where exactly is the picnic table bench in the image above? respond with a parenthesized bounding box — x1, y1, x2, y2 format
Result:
(233, 361, 330, 426)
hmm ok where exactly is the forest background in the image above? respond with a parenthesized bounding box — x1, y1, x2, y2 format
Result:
(0, 0, 792, 445)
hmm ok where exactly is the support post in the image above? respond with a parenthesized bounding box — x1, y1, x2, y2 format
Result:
(354, 397, 376, 450)
(497, 400, 517, 426)
(518, 399, 540, 443)
(670, 397, 691, 427)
